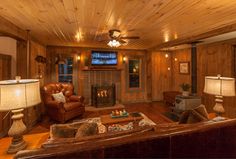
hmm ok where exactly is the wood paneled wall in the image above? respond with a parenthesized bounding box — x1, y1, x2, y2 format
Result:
(151, 41, 236, 118)
(0, 54, 11, 80)
(0, 54, 11, 137)
(146, 51, 152, 101)
(155, 42, 236, 118)
(120, 51, 147, 103)
(46, 46, 148, 104)
(151, 51, 172, 101)
(17, 40, 27, 78)
(197, 42, 235, 117)
(171, 48, 191, 91)
(30, 41, 46, 86)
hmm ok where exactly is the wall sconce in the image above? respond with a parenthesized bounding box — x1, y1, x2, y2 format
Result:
(122, 55, 127, 63)
(174, 58, 178, 61)
(165, 54, 169, 58)
(167, 67, 171, 71)
(77, 54, 81, 61)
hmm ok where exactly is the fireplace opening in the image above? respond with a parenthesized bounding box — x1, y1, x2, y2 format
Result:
(91, 84, 116, 107)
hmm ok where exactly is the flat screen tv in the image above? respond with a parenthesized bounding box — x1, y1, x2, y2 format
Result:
(91, 50, 117, 66)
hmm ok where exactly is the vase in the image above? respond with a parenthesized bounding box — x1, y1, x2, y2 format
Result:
(182, 91, 189, 96)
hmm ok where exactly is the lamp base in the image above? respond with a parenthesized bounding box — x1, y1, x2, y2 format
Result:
(7, 136, 27, 154)
(7, 109, 27, 154)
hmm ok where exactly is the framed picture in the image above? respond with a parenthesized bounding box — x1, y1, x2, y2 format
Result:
(179, 62, 190, 74)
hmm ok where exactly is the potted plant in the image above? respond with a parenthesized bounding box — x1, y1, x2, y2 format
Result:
(180, 83, 191, 96)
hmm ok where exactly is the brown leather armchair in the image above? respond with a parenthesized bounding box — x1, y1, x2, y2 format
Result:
(42, 82, 85, 123)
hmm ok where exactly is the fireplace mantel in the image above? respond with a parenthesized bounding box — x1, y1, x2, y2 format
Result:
(82, 68, 122, 71)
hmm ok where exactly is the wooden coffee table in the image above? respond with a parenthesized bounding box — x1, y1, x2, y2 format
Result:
(100, 113, 143, 132)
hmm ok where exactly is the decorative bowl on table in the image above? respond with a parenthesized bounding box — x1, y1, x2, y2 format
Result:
(111, 109, 129, 118)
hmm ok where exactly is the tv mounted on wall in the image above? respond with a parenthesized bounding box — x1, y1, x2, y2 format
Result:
(91, 50, 117, 66)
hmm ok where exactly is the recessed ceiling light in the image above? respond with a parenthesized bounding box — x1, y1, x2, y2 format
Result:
(75, 32, 82, 41)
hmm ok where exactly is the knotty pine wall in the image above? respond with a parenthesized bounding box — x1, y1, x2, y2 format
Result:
(120, 51, 147, 103)
(46, 46, 148, 104)
(30, 41, 47, 86)
(28, 40, 47, 123)
(197, 42, 236, 118)
(153, 42, 235, 118)
(151, 40, 236, 118)
(171, 48, 192, 91)
(151, 51, 172, 101)
(0, 39, 46, 137)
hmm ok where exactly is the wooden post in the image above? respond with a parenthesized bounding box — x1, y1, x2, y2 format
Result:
(191, 43, 197, 94)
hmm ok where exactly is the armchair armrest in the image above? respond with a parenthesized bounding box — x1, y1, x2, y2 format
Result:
(69, 95, 84, 103)
(46, 101, 64, 110)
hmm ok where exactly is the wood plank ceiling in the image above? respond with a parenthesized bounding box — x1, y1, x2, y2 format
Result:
(1, 0, 236, 49)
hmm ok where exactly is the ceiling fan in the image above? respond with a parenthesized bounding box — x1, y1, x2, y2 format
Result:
(107, 29, 140, 47)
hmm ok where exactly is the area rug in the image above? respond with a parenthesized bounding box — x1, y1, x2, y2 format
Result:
(162, 112, 180, 122)
(73, 112, 156, 133)
(85, 103, 125, 112)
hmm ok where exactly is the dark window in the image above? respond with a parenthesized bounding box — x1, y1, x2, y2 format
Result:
(128, 59, 140, 88)
(58, 57, 73, 83)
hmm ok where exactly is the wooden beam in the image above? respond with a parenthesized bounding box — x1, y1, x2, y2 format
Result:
(150, 23, 236, 50)
(0, 16, 27, 40)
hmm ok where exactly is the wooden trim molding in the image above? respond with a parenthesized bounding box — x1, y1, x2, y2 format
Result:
(0, 16, 27, 41)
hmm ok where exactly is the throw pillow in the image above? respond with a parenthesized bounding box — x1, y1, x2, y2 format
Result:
(50, 124, 77, 139)
(52, 92, 66, 103)
(75, 122, 98, 138)
(192, 104, 209, 120)
(179, 104, 209, 124)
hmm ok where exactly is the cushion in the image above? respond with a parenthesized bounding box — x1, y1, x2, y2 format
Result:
(192, 104, 209, 120)
(75, 122, 98, 138)
(52, 92, 66, 103)
(179, 104, 209, 124)
(50, 124, 77, 139)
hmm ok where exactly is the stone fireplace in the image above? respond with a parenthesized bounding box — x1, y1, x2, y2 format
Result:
(91, 84, 116, 107)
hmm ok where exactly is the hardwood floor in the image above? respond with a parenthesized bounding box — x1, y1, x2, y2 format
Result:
(0, 101, 172, 159)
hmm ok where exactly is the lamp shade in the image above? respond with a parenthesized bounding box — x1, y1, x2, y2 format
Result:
(0, 79, 41, 111)
(204, 76, 235, 96)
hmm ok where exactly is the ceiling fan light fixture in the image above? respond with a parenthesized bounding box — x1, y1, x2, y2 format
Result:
(107, 39, 121, 47)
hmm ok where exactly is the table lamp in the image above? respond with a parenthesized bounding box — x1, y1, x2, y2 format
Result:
(0, 78, 41, 153)
(204, 75, 235, 121)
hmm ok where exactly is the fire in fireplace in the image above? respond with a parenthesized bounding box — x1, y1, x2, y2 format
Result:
(91, 84, 116, 107)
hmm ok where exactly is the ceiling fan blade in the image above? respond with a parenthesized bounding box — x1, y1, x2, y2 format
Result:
(119, 39, 127, 44)
(120, 36, 140, 39)
(109, 29, 121, 38)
